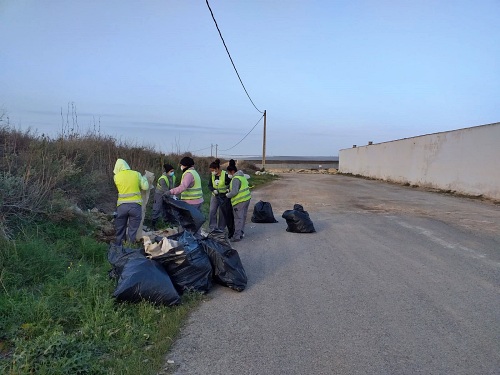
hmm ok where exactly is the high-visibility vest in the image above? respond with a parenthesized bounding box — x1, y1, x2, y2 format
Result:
(115, 170, 143, 206)
(211, 170, 228, 193)
(230, 175, 251, 206)
(180, 169, 203, 200)
(156, 174, 176, 192)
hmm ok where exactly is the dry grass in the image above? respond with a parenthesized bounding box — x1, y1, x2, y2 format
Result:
(0, 123, 178, 237)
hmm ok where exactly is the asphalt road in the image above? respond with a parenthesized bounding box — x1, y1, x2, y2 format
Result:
(162, 173, 500, 375)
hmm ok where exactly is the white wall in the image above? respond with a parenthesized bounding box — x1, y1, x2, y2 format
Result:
(339, 123, 500, 200)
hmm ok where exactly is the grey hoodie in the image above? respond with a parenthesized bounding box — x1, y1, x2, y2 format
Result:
(226, 170, 246, 199)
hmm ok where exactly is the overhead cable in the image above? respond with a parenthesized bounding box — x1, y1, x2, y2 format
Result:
(219, 114, 264, 152)
(192, 145, 212, 152)
(205, 0, 263, 114)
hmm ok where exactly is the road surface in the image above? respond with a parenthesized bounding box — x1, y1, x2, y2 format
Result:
(162, 173, 500, 375)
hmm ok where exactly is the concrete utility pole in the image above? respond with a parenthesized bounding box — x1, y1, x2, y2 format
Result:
(215, 144, 218, 158)
(262, 110, 267, 171)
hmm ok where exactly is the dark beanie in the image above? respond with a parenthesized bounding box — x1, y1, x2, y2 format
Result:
(179, 156, 194, 168)
(163, 163, 174, 173)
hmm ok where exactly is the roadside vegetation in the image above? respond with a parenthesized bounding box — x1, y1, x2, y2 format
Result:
(0, 118, 278, 374)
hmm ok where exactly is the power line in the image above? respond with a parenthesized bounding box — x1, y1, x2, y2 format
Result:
(192, 145, 212, 152)
(220, 114, 264, 152)
(205, 0, 263, 114)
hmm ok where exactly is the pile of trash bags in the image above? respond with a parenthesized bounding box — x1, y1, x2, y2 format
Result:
(108, 197, 247, 306)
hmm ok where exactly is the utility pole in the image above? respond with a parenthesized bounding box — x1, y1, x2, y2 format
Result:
(262, 110, 267, 171)
(211, 144, 213, 157)
(215, 144, 218, 158)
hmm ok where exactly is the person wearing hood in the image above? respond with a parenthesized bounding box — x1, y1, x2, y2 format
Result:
(151, 163, 176, 230)
(225, 162, 251, 242)
(165, 156, 204, 212)
(113, 158, 149, 245)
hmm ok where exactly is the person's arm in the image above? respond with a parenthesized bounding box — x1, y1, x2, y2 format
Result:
(224, 173, 231, 186)
(169, 172, 194, 195)
(208, 176, 215, 192)
(226, 178, 241, 199)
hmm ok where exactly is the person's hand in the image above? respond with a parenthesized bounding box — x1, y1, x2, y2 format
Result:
(213, 190, 219, 195)
(164, 190, 172, 197)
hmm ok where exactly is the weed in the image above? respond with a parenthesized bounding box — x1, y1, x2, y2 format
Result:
(0, 125, 270, 374)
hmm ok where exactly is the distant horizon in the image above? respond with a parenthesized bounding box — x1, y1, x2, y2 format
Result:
(227, 155, 339, 161)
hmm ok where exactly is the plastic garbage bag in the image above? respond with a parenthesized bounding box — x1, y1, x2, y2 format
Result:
(163, 197, 205, 233)
(107, 243, 180, 306)
(251, 200, 278, 223)
(113, 256, 180, 306)
(201, 230, 247, 292)
(153, 235, 213, 294)
(282, 204, 316, 233)
(167, 230, 202, 253)
(216, 195, 235, 238)
(107, 243, 145, 279)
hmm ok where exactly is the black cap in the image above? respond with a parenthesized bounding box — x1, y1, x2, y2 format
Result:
(163, 163, 174, 173)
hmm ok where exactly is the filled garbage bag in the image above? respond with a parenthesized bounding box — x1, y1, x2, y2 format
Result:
(113, 256, 181, 306)
(216, 195, 235, 238)
(108, 243, 180, 306)
(107, 243, 145, 279)
(153, 239, 213, 295)
(251, 200, 278, 223)
(163, 197, 205, 233)
(282, 204, 316, 233)
(166, 230, 201, 252)
(201, 230, 247, 292)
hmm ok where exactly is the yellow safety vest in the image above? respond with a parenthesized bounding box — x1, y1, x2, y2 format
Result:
(115, 170, 143, 206)
(180, 169, 203, 200)
(230, 175, 251, 206)
(211, 170, 228, 193)
(156, 174, 176, 191)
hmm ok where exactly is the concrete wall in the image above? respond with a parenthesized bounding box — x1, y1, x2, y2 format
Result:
(339, 122, 500, 200)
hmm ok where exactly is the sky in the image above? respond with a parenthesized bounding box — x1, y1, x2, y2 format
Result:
(1, 0, 499, 158)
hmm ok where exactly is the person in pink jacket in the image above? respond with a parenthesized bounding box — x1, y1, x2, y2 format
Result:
(165, 156, 204, 212)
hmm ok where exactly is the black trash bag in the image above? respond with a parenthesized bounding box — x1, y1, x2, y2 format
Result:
(282, 204, 316, 233)
(201, 230, 247, 292)
(216, 195, 235, 238)
(167, 230, 202, 253)
(162, 197, 205, 233)
(108, 243, 180, 306)
(153, 240, 213, 295)
(251, 200, 278, 223)
(107, 243, 145, 279)
(113, 255, 181, 306)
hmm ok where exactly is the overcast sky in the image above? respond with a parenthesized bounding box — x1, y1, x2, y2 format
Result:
(1, 0, 499, 157)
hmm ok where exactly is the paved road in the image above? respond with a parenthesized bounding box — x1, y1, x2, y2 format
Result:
(163, 174, 500, 375)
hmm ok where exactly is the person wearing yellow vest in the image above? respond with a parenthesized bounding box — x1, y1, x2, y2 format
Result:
(151, 163, 176, 230)
(165, 156, 204, 212)
(208, 158, 232, 234)
(113, 158, 149, 245)
(225, 162, 251, 242)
